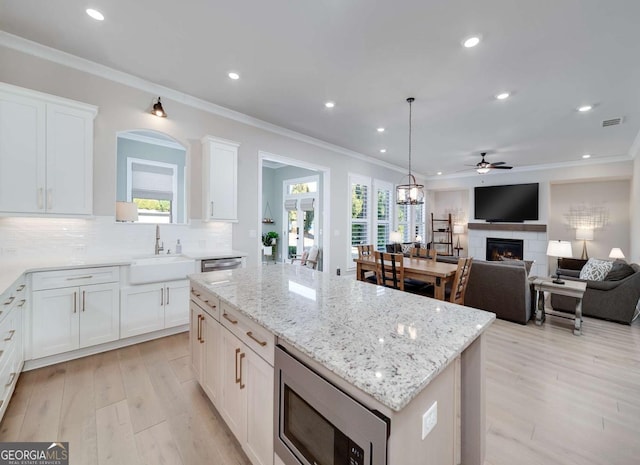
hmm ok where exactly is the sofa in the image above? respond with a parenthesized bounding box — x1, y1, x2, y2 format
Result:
(551, 259, 640, 324)
(437, 256, 533, 324)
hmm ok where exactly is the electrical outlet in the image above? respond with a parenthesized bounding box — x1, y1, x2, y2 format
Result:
(422, 401, 437, 439)
(336, 268, 341, 276)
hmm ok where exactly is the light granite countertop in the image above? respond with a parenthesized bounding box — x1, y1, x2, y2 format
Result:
(190, 264, 496, 412)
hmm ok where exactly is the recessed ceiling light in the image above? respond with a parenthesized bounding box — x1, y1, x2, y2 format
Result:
(380, 149, 387, 153)
(437, 171, 443, 175)
(325, 101, 335, 108)
(377, 127, 385, 133)
(463, 36, 481, 48)
(582, 154, 591, 159)
(578, 105, 592, 112)
(86, 8, 104, 21)
(496, 92, 510, 100)
(228, 72, 240, 80)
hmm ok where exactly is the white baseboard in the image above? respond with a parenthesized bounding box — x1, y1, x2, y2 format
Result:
(23, 325, 189, 371)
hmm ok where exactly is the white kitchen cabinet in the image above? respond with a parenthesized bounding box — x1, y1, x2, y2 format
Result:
(190, 299, 222, 407)
(121, 279, 189, 338)
(31, 282, 119, 359)
(0, 82, 96, 215)
(0, 277, 27, 421)
(190, 302, 204, 382)
(220, 326, 247, 442)
(30, 267, 120, 359)
(244, 346, 274, 465)
(201, 135, 239, 221)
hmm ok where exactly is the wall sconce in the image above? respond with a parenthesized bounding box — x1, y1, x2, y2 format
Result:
(151, 97, 167, 118)
(116, 201, 139, 222)
(575, 228, 594, 259)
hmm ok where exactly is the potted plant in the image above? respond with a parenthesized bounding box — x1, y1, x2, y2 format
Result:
(262, 231, 279, 246)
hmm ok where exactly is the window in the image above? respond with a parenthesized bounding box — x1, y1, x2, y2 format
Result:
(350, 175, 370, 260)
(349, 175, 395, 264)
(397, 204, 409, 242)
(374, 181, 393, 251)
(127, 158, 178, 223)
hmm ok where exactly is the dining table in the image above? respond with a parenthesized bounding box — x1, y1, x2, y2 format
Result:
(354, 255, 459, 300)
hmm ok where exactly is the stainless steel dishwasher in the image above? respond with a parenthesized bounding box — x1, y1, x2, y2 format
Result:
(201, 257, 243, 272)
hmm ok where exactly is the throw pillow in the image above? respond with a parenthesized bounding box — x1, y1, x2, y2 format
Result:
(579, 258, 613, 281)
(401, 243, 414, 255)
(605, 260, 635, 281)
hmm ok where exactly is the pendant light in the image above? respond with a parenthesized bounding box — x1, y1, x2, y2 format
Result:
(151, 97, 167, 118)
(396, 97, 424, 205)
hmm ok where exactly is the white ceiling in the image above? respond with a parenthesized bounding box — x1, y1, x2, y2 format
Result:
(2, 0, 640, 176)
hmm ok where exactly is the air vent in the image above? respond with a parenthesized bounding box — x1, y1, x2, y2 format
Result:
(602, 117, 623, 127)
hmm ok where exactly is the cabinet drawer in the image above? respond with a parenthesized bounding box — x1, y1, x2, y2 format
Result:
(32, 266, 120, 290)
(190, 285, 219, 321)
(220, 303, 274, 366)
(0, 309, 19, 364)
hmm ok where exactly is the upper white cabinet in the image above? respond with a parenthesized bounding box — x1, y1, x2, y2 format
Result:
(0, 83, 97, 215)
(201, 135, 239, 222)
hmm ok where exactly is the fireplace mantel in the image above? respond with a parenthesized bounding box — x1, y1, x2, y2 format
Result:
(467, 223, 546, 232)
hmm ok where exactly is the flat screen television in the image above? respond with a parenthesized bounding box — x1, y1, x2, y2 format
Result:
(474, 183, 539, 222)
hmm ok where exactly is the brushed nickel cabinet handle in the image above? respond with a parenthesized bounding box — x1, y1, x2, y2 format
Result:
(16, 285, 25, 292)
(235, 348, 241, 384)
(66, 275, 93, 281)
(246, 331, 267, 347)
(196, 314, 202, 342)
(166, 288, 170, 305)
(0, 350, 4, 358)
(3, 297, 14, 306)
(5, 372, 16, 387)
(199, 315, 205, 344)
(73, 292, 77, 313)
(17, 299, 26, 308)
(82, 291, 86, 312)
(4, 330, 15, 342)
(210, 201, 214, 217)
(223, 313, 238, 325)
(239, 352, 246, 390)
(160, 288, 164, 306)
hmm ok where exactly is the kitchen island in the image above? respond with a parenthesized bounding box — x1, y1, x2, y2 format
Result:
(189, 264, 495, 465)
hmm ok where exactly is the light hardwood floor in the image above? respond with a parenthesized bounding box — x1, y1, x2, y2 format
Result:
(1, 316, 638, 465)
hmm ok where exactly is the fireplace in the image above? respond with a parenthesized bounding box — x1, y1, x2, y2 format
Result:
(486, 238, 524, 261)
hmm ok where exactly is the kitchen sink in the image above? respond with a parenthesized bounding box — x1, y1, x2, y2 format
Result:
(129, 255, 196, 284)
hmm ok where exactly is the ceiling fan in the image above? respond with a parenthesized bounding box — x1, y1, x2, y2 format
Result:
(467, 152, 513, 174)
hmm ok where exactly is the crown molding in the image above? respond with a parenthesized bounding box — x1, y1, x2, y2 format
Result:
(629, 128, 640, 160)
(117, 131, 186, 150)
(427, 154, 633, 181)
(0, 31, 411, 176)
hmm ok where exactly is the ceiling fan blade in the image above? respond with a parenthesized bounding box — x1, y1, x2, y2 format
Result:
(492, 165, 513, 169)
(490, 161, 506, 166)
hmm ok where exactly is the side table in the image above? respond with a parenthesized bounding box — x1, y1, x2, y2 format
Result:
(531, 277, 587, 335)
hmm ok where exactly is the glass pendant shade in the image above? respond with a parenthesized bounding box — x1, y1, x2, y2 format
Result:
(396, 97, 424, 205)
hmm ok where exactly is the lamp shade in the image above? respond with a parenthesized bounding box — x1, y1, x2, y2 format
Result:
(116, 201, 139, 222)
(546, 240, 572, 258)
(575, 228, 594, 241)
(609, 248, 625, 259)
(453, 224, 464, 235)
(389, 231, 402, 244)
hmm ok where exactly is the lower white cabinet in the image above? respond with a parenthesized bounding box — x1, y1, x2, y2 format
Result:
(121, 280, 189, 338)
(0, 278, 26, 420)
(31, 282, 119, 359)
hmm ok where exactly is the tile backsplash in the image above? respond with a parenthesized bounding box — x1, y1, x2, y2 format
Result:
(0, 216, 232, 260)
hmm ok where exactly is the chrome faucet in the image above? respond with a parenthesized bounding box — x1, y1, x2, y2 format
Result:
(155, 224, 164, 255)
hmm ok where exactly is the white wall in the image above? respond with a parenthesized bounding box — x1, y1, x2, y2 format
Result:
(549, 180, 630, 261)
(0, 44, 409, 272)
(632, 155, 640, 262)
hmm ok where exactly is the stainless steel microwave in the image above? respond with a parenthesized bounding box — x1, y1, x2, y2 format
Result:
(275, 345, 389, 465)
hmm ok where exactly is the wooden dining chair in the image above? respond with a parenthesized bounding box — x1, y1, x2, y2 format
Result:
(374, 251, 406, 290)
(448, 257, 473, 304)
(357, 244, 378, 283)
(410, 247, 437, 260)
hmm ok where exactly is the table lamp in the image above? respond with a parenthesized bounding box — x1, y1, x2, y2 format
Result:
(115, 201, 139, 222)
(546, 240, 573, 284)
(453, 224, 464, 256)
(609, 248, 625, 259)
(575, 228, 593, 259)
